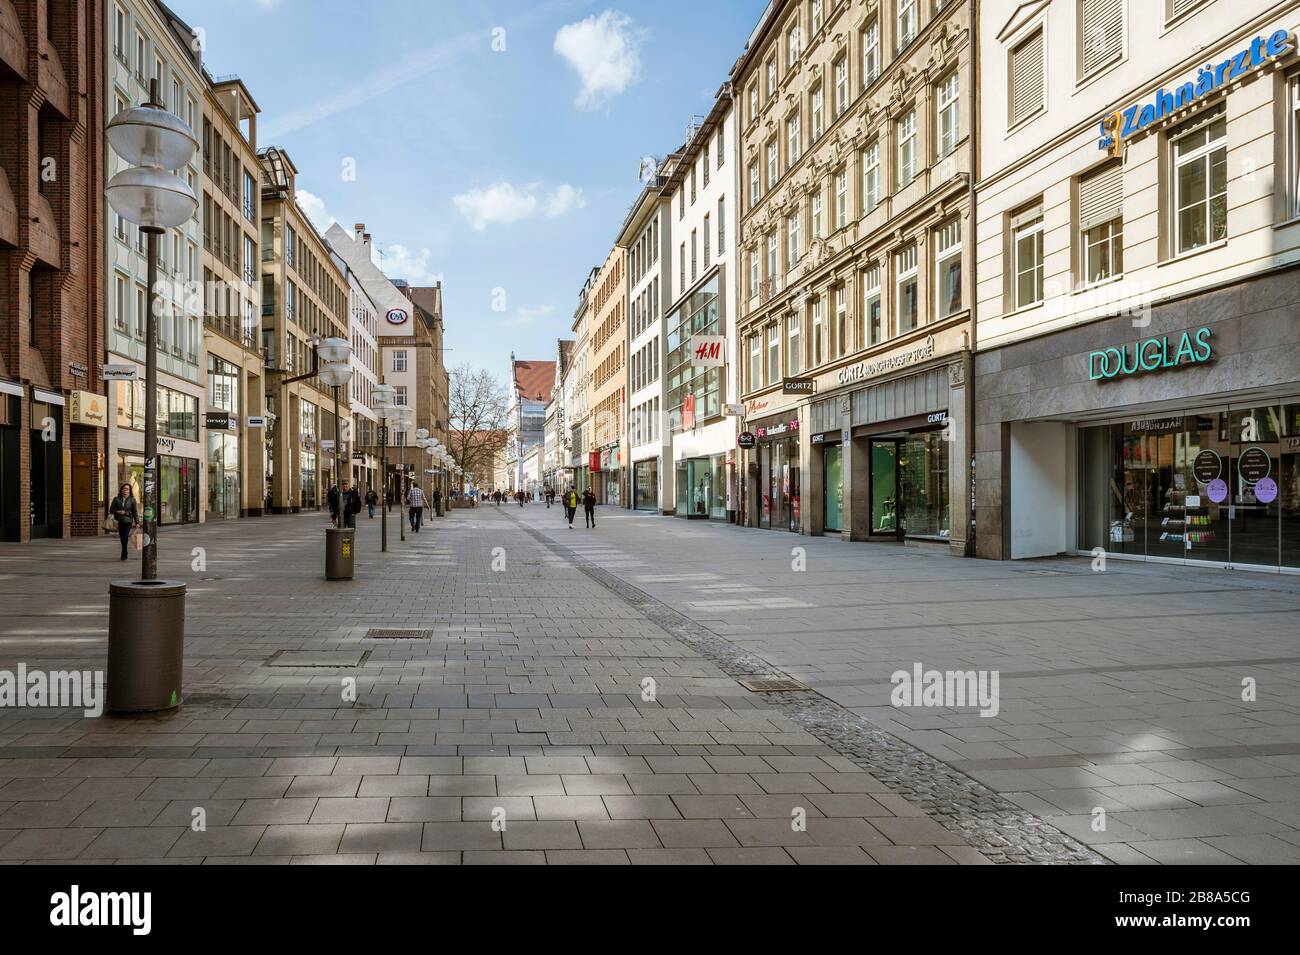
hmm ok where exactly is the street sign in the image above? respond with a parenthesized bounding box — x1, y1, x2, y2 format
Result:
(101, 364, 138, 381)
(738, 432, 756, 449)
(247, 416, 267, 428)
(320, 439, 335, 450)
(724, 403, 746, 416)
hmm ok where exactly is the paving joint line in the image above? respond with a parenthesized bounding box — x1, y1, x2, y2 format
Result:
(502, 508, 1107, 865)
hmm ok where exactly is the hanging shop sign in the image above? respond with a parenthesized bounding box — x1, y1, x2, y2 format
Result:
(589, 450, 601, 473)
(68, 391, 107, 428)
(204, 412, 237, 431)
(689, 335, 726, 367)
(737, 431, 756, 449)
(782, 377, 815, 395)
(101, 364, 138, 381)
(385, 308, 409, 325)
(1098, 30, 1293, 153)
(1089, 327, 1212, 381)
(1193, 449, 1222, 483)
(1238, 446, 1271, 483)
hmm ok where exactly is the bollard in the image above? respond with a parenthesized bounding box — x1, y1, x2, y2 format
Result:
(326, 527, 355, 580)
(107, 580, 186, 713)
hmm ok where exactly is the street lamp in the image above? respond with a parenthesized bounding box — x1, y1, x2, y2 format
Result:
(317, 337, 353, 580)
(392, 405, 413, 541)
(373, 384, 397, 552)
(104, 79, 198, 714)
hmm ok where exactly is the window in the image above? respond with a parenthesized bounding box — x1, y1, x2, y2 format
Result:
(394, 385, 408, 406)
(749, 250, 759, 297)
(680, 189, 685, 219)
(788, 23, 801, 67)
(1011, 206, 1045, 309)
(812, 191, 824, 238)
(703, 145, 710, 186)
(812, 296, 826, 366)
(691, 229, 698, 282)
(834, 286, 847, 357)
(767, 232, 778, 282)
(691, 165, 696, 204)
(767, 58, 778, 97)
(113, 6, 127, 58)
(135, 31, 145, 75)
(787, 311, 801, 375)
(862, 19, 880, 88)
(934, 219, 962, 319)
(898, 0, 917, 50)
(937, 72, 960, 158)
(285, 225, 296, 267)
(863, 265, 882, 346)
(749, 333, 762, 390)
(1079, 162, 1124, 283)
(1290, 76, 1300, 217)
(1173, 116, 1227, 254)
(703, 214, 711, 269)
(766, 324, 780, 384)
(393, 349, 407, 372)
(243, 171, 255, 220)
(833, 57, 848, 117)
(862, 141, 880, 214)
(897, 244, 919, 332)
(835, 169, 847, 229)
(1009, 29, 1045, 126)
(812, 0, 823, 34)
(1080, 0, 1124, 78)
(717, 196, 725, 254)
(1167, 0, 1208, 20)
(749, 83, 759, 124)
(680, 242, 686, 294)
(115, 274, 128, 330)
(135, 285, 146, 338)
(787, 113, 802, 166)
(717, 126, 725, 167)
(767, 141, 779, 187)
(787, 210, 801, 267)
(749, 162, 760, 208)
(897, 110, 917, 187)
(812, 86, 824, 140)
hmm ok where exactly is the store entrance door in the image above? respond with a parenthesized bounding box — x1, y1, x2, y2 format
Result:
(869, 438, 902, 539)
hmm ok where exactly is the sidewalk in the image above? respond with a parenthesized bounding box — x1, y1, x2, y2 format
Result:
(510, 503, 1300, 865)
(0, 507, 1000, 864)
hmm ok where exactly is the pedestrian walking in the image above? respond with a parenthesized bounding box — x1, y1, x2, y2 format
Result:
(432, 487, 442, 516)
(564, 487, 578, 529)
(545, 487, 553, 509)
(517, 489, 524, 508)
(107, 483, 139, 561)
(583, 488, 596, 528)
(407, 483, 426, 532)
(341, 480, 361, 528)
(365, 487, 378, 519)
(326, 483, 341, 526)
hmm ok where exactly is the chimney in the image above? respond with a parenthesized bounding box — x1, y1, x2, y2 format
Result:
(362, 232, 371, 250)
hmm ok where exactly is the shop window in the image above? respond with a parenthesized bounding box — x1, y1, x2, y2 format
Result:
(934, 219, 962, 319)
(1079, 161, 1124, 284)
(1011, 205, 1044, 309)
(1172, 115, 1227, 254)
(1009, 28, 1045, 127)
(896, 244, 919, 333)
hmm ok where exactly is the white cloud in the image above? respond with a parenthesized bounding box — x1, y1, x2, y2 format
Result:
(452, 182, 584, 231)
(553, 10, 643, 110)
(506, 305, 555, 328)
(295, 190, 335, 233)
(378, 243, 441, 287)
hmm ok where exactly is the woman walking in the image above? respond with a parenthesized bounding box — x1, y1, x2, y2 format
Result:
(107, 483, 139, 561)
(564, 487, 578, 529)
(582, 487, 597, 528)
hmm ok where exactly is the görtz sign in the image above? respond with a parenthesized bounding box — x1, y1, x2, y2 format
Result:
(1098, 30, 1292, 152)
(1089, 327, 1213, 381)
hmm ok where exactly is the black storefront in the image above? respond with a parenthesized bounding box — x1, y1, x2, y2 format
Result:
(749, 411, 801, 532)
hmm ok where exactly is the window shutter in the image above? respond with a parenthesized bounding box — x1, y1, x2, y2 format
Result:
(1169, 0, 1202, 19)
(1081, 0, 1123, 76)
(1010, 30, 1045, 124)
(1079, 162, 1123, 231)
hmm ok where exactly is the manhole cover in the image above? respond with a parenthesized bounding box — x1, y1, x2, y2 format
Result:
(365, 628, 432, 640)
(739, 677, 811, 692)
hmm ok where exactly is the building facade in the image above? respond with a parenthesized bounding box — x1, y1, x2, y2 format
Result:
(1, 0, 105, 541)
(618, 163, 674, 513)
(201, 73, 264, 519)
(401, 281, 451, 498)
(506, 355, 555, 498)
(105, 0, 205, 528)
(974, 0, 1300, 573)
(734, 0, 975, 554)
(259, 148, 350, 512)
(342, 258, 379, 494)
(664, 90, 739, 521)
(587, 247, 627, 504)
(565, 267, 598, 494)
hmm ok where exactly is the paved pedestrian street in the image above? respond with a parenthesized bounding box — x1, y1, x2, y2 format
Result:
(1, 504, 1298, 865)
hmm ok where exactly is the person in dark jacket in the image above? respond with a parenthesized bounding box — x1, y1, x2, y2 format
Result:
(108, 483, 139, 560)
(365, 487, 378, 519)
(341, 480, 361, 528)
(582, 488, 597, 528)
(327, 484, 341, 526)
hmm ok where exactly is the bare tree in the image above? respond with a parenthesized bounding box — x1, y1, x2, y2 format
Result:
(448, 364, 509, 488)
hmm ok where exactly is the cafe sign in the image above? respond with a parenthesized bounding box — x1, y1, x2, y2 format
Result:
(1089, 327, 1212, 381)
(68, 391, 107, 428)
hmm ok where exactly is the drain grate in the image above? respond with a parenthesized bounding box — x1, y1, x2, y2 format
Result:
(365, 628, 432, 640)
(738, 676, 811, 693)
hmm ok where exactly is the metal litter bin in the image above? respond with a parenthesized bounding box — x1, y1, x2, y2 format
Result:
(107, 579, 186, 713)
(326, 527, 355, 580)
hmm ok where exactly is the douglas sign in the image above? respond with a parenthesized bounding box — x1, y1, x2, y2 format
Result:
(1089, 327, 1212, 381)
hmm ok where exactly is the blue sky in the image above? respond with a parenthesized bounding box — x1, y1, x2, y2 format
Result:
(171, 0, 768, 384)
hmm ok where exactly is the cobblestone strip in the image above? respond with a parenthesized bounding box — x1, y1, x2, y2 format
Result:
(507, 512, 1105, 865)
